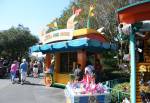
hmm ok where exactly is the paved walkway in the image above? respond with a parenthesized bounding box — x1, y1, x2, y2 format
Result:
(0, 77, 66, 103)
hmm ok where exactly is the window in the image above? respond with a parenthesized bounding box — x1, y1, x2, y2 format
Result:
(60, 52, 77, 73)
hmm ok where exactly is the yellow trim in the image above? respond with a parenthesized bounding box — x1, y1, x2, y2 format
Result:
(73, 28, 100, 37)
(54, 72, 70, 84)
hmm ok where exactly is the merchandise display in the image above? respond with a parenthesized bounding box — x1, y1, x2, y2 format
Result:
(65, 81, 111, 103)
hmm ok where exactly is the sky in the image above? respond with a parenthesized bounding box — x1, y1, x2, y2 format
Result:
(0, 0, 71, 36)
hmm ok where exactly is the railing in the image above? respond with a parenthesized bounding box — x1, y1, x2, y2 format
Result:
(102, 78, 130, 103)
(102, 78, 130, 88)
(109, 88, 130, 103)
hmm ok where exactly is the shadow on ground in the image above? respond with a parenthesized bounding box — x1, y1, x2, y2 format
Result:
(14, 80, 45, 86)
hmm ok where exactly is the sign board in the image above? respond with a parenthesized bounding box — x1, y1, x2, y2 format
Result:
(41, 29, 73, 44)
(138, 63, 150, 72)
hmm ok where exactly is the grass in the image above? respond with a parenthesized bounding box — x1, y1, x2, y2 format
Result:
(52, 83, 66, 89)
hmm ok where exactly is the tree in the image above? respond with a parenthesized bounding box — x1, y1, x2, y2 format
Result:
(0, 24, 39, 60)
(95, 0, 128, 41)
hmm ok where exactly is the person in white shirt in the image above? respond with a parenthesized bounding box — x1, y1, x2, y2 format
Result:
(84, 61, 95, 76)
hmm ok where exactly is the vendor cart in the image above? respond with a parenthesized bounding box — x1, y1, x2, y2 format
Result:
(64, 84, 111, 103)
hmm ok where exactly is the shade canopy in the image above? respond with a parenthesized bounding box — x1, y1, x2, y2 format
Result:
(30, 37, 117, 53)
(30, 45, 41, 52)
(117, 0, 150, 24)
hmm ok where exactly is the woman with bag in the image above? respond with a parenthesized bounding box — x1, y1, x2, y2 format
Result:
(10, 60, 18, 84)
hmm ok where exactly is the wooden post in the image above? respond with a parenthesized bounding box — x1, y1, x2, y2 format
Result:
(44, 53, 52, 87)
(55, 53, 60, 73)
(53, 53, 60, 83)
(77, 50, 87, 70)
(95, 53, 101, 60)
(45, 53, 51, 70)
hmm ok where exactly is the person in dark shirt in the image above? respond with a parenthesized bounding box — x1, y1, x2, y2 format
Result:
(74, 64, 83, 81)
(94, 59, 103, 84)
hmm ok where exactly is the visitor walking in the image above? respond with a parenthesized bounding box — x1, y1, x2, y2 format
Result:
(10, 60, 18, 84)
(33, 61, 38, 78)
(20, 59, 28, 85)
(28, 61, 33, 76)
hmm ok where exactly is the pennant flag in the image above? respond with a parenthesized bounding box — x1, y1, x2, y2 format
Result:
(54, 21, 58, 28)
(89, 5, 95, 17)
(47, 18, 58, 28)
(47, 23, 55, 28)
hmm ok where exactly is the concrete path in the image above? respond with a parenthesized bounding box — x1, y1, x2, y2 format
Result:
(0, 77, 66, 103)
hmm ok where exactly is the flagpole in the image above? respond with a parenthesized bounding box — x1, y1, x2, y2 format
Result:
(87, 4, 95, 29)
(87, 15, 90, 28)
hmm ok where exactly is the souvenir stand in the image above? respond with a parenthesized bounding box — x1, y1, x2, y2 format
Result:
(30, 5, 117, 103)
(30, 28, 116, 83)
(117, 0, 150, 103)
(30, 28, 115, 103)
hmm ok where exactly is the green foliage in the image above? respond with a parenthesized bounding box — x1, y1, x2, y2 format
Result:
(103, 59, 118, 67)
(111, 82, 130, 103)
(0, 24, 38, 59)
(95, 0, 128, 42)
(103, 51, 117, 58)
(103, 68, 130, 81)
(102, 51, 118, 67)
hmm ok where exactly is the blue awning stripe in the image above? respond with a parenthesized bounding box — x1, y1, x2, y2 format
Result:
(52, 41, 67, 49)
(111, 44, 118, 50)
(102, 43, 110, 49)
(88, 39, 102, 47)
(30, 45, 40, 52)
(68, 38, 88, 47)
(40, 44, 51, 51)
(30, 38, 117, 53)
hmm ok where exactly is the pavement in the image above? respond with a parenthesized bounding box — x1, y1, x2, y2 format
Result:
(0, 76, 66, 103)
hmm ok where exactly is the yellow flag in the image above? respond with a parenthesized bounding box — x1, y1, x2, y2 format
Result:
(47, 21, 58, 28)
(54, 21, 58, 28)
(47, 23, 55, 28)
(89, 5, 95, 17)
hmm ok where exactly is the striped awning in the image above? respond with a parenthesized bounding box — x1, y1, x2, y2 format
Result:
(30, 37, 117, 53)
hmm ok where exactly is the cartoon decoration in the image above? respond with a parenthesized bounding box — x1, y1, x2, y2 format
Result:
(67, 7, 82, 29)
